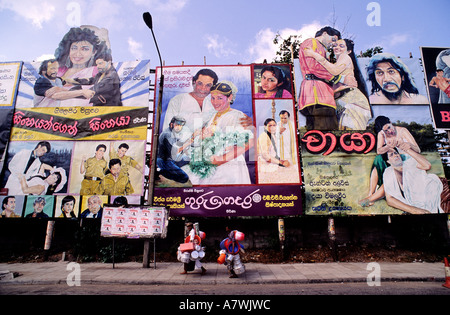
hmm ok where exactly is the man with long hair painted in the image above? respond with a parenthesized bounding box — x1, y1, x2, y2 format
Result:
(366, 53, 428, 104)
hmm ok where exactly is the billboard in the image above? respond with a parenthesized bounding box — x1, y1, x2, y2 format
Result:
(295, 29, 447, 215)
(152, 64, 302, 216)
(1, 24, 448, 219)
(0, 26, 150, 219)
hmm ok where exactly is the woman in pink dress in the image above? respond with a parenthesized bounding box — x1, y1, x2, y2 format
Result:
(41, 27, 109, 107)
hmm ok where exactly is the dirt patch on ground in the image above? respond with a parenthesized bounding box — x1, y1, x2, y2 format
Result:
(3, 244, 444, 264)
(240, 246, 444, 264)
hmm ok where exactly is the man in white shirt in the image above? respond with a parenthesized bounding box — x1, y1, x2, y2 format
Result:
(4, 142, 52, 195)
(163, 69, 219, 134)
(276, 110, 297, 165)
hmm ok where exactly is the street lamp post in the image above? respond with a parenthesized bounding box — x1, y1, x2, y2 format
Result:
(143, 11, 164, 268)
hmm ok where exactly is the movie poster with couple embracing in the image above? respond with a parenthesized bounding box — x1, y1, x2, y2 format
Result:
(0, 26, 150, 218)
(295, 31, 447, 215)
(152, 64, 302, 217)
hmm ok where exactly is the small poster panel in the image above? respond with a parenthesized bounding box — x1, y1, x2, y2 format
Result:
(100, 206, 168, 238)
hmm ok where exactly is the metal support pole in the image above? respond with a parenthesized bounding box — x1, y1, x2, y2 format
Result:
(143, 71, 163, 268)
(328, 216, 338, 261)
(278, 217, 285, 256)
(112, 238, 115, 269)
(143, 11, 164, 269)
(154, 238, 156, 269)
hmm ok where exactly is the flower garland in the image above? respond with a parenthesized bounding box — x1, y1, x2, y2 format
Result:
(189, 130, 252, 179)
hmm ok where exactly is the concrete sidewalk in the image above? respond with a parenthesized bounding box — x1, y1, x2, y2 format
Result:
(0, 261, 446, 285)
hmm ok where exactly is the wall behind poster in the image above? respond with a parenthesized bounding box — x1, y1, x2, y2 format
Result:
(296, 43, 448, 215)
(152, 64, 302, 217)
(0, 26, 150, 219)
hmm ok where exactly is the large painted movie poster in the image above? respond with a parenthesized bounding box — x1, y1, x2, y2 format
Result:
(0, 26, 150, 219)
(295, 26, 448, 215)
(301, 118, 447, 215)
(421, 47, 450, 129)
(152, 64, 302, 216)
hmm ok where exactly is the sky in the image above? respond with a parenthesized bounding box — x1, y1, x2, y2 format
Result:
(0, 0, 449, 67)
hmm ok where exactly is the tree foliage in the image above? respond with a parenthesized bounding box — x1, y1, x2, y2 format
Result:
(273, 34, 384, 64)
(356, 46, 384, 58)
(273, 33, 302, 64)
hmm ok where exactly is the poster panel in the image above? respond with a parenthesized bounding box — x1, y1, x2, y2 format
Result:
(10, 106, 148, 141)
(23, 195, 54, 218)
(0, 26, 150, 211)
(0, 61, 22, 107)
(80, 195, 108, 219)
(296, 37, 373, 131)
(301, 107, 448, 215)
(100, 206, 168, 238)
(0, 195, 25, 218)
(16, 59, 150, 108)
(54, 195, 81, 219)
(358, 55, 429, 105)
(0, 139, 145, 198)
(152, 64, 302, 217)
(0, 61, 22, 170)
(293, 27, 447, 216)
(420, 47, 450, 129)
(69, 140, 145, 196)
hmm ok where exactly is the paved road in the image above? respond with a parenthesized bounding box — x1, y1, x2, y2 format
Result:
(1, 281, 449, 295)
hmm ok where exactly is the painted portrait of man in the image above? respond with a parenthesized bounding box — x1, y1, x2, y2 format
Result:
(365, 53, 428, 105)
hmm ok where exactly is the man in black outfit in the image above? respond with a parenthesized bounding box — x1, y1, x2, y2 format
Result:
(74, 51, 122, 106)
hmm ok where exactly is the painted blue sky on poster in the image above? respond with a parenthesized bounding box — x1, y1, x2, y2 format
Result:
(0, 0, 448, 66)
